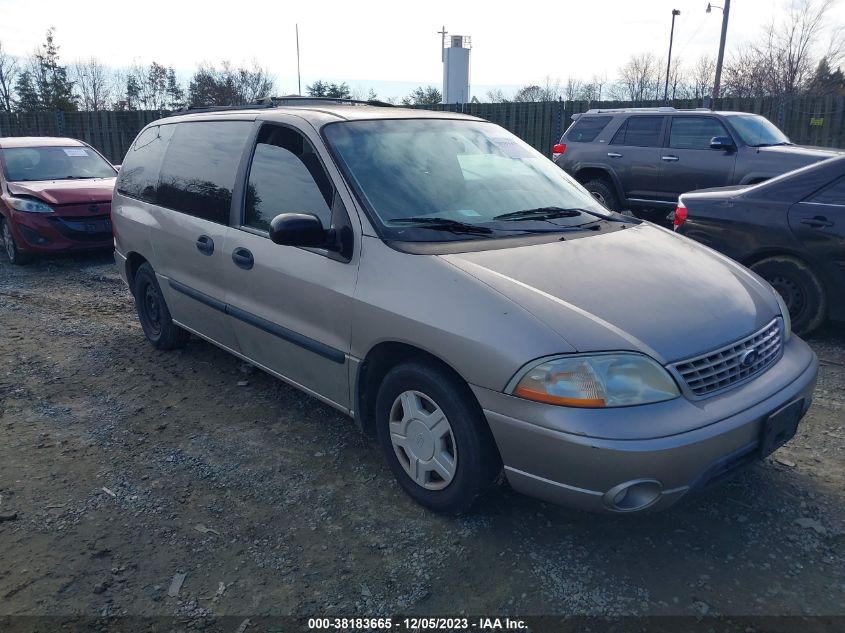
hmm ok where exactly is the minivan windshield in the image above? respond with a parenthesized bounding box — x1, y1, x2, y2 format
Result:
(726, 114, 791, 147)
(1, 146, 116, 182)
(324, 119, 614, 242)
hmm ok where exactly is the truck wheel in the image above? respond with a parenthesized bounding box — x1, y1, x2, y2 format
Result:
(375, 360, 501, 514)
(750, 256, 827, 336)
(583, 178, 621, 211)
(132, 263, 190, 350)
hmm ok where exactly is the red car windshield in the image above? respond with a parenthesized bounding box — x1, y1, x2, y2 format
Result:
(1, 146, 116, 182)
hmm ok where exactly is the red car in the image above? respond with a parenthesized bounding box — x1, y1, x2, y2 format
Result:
(0, 137, 117, 264)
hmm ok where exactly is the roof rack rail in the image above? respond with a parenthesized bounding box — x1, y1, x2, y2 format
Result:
(172, 95, 395, 115)
(583, 106, 679, 114)
(257, 95, 395, 108)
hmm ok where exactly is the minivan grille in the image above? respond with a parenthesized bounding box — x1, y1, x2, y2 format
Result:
(669, 319, 783, 398)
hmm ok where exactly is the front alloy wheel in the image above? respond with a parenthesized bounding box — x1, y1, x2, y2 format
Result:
(2, 218, 31, 265)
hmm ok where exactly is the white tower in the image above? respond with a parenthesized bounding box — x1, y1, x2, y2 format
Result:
(441, 28, 471, 104)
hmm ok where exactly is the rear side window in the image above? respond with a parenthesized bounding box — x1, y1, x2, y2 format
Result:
(610, 116, 664, 147)
(669, 117, 729, 150)
(116, 125, 175, 202)
(565, 116, 612, 142)
(808, 177, 845, 205)
(157, 121, 252, 224)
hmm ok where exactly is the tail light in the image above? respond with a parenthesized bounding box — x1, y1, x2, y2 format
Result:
(673, 204, 688, 231)
(552, 143, 566, 158)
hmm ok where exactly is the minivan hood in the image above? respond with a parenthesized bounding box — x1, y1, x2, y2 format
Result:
(441, 224, 780, 364)
(7, 178, 116, 205)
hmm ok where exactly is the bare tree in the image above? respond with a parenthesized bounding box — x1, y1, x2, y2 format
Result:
(485, 88, 509, 102)
(0, 40, 18, 113)
(689, 54, 717, 98)
(616, 52, 661, 104)
(513, 76, 562, 102)
(564, 76, 585, 100)
(723, 0, 840, 99)
(72, 57, 114, 111)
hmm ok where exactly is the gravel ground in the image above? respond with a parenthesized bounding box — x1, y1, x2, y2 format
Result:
(0, 251, 844, 621)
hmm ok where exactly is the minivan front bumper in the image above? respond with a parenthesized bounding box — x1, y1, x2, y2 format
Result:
(472, 336, 818, 513)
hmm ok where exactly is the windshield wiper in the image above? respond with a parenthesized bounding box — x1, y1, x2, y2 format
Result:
(494, 206, 584, 221)
(387, 217, 494, 235)
(494, 205, 629, 223)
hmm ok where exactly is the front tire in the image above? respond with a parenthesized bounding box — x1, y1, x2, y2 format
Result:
(1, 217, 32, 265)
(132, 263, 190, 350)
(375, 361, 500, 514)
(750, 256, 827, 335)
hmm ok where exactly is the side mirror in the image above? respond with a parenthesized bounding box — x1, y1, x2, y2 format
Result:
(269, 212, 330, 248)
(710, 136, 735, 151)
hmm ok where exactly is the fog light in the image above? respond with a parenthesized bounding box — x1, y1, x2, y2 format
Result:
(603, 479, 663, 512)
(18, 225, 50, 246)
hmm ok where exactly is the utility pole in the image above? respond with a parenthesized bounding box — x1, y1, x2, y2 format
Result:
(711, 0, 731, 99)
(438, 25, 447, 62)
(664, 9, 681, 104)
(296, 24, 302, 95)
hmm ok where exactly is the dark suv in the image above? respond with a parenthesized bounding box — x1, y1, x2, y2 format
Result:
(553, 107, 838, 216)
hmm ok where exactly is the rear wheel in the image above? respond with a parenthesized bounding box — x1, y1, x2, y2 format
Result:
(750, 256, 827, 335)
(583, 178, 621, 212)
(375, 360, 500, 514)
(132, 262, 190, 350)
(1, 217, 32, 265)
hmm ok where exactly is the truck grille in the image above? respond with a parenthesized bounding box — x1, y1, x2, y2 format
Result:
(669, 319, 783, 398)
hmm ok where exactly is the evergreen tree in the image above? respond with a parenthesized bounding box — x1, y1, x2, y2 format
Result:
(14, 70, 40, 111)
(32, 28, 76, 110)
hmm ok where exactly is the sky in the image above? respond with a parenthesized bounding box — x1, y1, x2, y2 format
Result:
(1, 0, 844, 100)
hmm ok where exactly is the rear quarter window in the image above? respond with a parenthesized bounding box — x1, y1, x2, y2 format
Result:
(116, 125, 175, 202)
(565, 116, 612, 142)
(157, 121, 252, 224)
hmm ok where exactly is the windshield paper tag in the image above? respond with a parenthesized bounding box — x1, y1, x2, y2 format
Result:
(491, 138, 533, 159)
(63, 148, 89, 157)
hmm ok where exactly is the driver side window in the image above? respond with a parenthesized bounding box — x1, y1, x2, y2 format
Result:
(243, 125, 333, 231)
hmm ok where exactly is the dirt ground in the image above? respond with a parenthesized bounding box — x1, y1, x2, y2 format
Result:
(1, 251, 844, 622)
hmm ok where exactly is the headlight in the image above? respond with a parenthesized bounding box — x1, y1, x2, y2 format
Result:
(774, 290, 792, 342)
(4, 195, 54, 213)
(508, 353, 680, 408)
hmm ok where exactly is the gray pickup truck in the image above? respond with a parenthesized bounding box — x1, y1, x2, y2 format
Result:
(553, 107, 839, 216)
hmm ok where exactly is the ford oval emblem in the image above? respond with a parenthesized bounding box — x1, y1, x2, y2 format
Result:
(740, 348, 758, 368)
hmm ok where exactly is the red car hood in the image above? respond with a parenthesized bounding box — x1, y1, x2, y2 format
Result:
(7, 178, 116, 205)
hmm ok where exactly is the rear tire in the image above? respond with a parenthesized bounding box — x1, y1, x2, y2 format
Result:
(750, 256, 827, 336)
(583, 178, 621, 212)
(132, 262, 190, 350)
(375, 360, 501, 514)
(1, 217, 33, 265)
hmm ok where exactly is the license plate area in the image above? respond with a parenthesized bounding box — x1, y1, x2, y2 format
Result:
(760, 398, 804, 458)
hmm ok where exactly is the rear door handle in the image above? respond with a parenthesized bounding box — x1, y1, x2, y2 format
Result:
(607, 152, 623, 158)
(231, 247, 254, 270)
(196, 235, 214, 255)
(661, 155, 679, 162)
(800, 216, 833, 228)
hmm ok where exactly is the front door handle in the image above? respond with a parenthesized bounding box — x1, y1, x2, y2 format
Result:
(196, 235, 214, 255)
(231, 247, 254, 270)
(607, 152, 623, 158)
(800, 216, 833, 228)
(661, 155, 679, 162)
